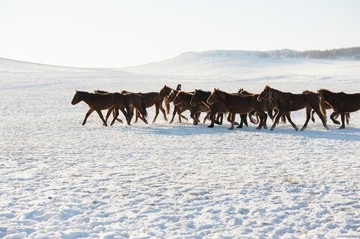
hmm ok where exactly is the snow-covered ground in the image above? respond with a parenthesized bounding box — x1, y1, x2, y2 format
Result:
(0, 54, 359, 238)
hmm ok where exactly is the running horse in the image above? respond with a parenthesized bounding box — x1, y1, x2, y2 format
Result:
(257, 86, 328, 131)
(318, 89, 360, 129)
(207, 88, 267, 130)
(71, 90, 131, 126)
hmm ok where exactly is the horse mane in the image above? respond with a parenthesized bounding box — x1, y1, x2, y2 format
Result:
(317, 88, 334, 94)
(94, 90, 111, 94)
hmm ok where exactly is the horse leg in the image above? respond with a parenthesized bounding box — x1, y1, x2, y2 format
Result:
(262, 113, 268, 129)
(110, 108, 120, 126)
(270, 111, 282, 130)
(330, 111, 341, 125)
(340, 113, 346, 129)
(159, 104, 168, 122)
(285, 112, 298, 131)
(313, 109, 329, 130)
(169, 105, 178, 124)
(82, 109, 94, 126)
(152, 105, 160, 123)
(237, 114, 247, 128)
(95, 109, 107, 126)
(300, 107, 312, 131)
(218, 113, 223, 125)
(229, 112, 235, 130)
(256, 114, 264, 129)
(346, 113, 350, 124)
(311, 110, 316, 122)
(257, 112, 267, 129)
(120, 108, 130, 125)
(105, 108, 113, 124)
(208, 112, 216, 128)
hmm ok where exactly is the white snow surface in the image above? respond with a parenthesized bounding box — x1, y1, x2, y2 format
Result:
(1, 55, 360, 238)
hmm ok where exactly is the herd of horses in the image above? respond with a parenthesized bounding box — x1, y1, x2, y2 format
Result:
(71, 84, 360, 130)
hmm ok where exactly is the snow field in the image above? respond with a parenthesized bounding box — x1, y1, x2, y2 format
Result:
(0, 58, 359, 238)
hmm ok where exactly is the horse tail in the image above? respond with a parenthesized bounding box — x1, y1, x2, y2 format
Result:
(318, 94, 327, 122)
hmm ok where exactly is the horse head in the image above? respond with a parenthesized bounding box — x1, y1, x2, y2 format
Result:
(166, 89, 177, 103)
(71, 90, 82, 105)
(158, 85, 170, 100)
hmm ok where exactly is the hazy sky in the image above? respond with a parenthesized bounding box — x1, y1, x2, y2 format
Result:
(1, 0, 359, 67)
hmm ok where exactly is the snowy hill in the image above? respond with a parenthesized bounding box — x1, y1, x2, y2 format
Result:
(123, 48, 360, 77)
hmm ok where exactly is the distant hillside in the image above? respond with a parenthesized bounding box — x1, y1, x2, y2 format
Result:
(303, 47, 360, 59)
(122, 47, 360, 76)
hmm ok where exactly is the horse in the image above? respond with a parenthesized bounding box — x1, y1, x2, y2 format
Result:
(317, 89, 360, 129)
(237, 89, 269, 129)
(71, 90, 131, 126)
(257, 86, 328, 131)
(172, 90, 209, 125)
(158, 84, 181, 114)
(207, 88, 267, 130)
(120, 90, 148, 124)
(121, 90, 167, 123)
(190, 89, 223, 126)
(190, 89, 245, 128)
(309, 93, 350, 125)
(159, 85, 188, 123)
(94, 90, 125, 124)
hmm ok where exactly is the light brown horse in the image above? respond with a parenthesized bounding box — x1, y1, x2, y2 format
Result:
(207, 88, 267, 130)
(318, 89, 360, 129)
(71, 90, 130, 126)
(257, 86, 328, 131)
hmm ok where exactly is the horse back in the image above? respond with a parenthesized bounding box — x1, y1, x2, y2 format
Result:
(90, 93, 114, 110)
(226, 94, 256, 113)
(337, 92, 360, 112)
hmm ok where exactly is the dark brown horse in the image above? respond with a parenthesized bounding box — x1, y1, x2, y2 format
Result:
(310, 93, 350, 125)
(190, 89, 244, 128)
(172, 90, 209, 125)
(121, 90, 167, 123)
(318, 89, 360, 129)
(158, 84, 181, 114)
(190, 89, 223, 126)
(120, 90, 148, 124)
(71, 90, 130, 126)
(159, 85, 188, 123)
(257, 86, 328, 131)
(207, 89, 267, 130)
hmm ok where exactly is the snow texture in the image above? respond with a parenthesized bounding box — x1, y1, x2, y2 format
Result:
(0, 54, 359, 238)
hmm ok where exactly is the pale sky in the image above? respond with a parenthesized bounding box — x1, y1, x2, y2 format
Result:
(0, 0, 359, 67)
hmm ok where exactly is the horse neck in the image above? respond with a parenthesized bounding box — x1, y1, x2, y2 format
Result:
(270, 88, 283, 101)
(320, 90, 335, 103)
(79, 91, 92, 104)
(218, 91, 232, 105)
